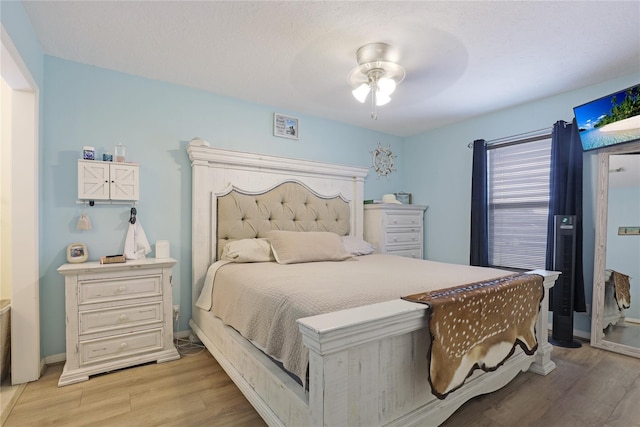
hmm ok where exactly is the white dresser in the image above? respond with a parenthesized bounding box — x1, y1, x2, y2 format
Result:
(57, 258, 180, 386)
(364, 204, 427, 259)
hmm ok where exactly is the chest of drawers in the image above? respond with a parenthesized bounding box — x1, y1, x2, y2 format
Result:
(364, 204, 427, 259)
(57, 258, 180, 386)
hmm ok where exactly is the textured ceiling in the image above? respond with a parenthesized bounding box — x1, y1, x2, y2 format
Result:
(21, 1, 640, 137)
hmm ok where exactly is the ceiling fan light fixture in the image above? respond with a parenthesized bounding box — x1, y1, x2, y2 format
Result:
(375, 92, 391, 106)
(377, 77, 396, 96)
(352, 84, 371, 103)
(347, 42, 406, 120)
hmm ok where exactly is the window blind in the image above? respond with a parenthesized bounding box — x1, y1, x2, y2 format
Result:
(487, 136, 552, 270)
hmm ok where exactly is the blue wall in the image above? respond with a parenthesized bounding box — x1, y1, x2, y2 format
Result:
(40, 57, 404, 356)
(0, 1, 44, 86)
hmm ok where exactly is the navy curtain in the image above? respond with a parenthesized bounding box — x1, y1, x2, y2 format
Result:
(470, 139, 489, 267)
(545, 119, 587, 312)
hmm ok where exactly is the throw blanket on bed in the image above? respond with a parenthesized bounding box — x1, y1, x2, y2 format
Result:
(200, 254, 511, 387)
(612, 271, 631, 310)
(402, 273, 544, 399)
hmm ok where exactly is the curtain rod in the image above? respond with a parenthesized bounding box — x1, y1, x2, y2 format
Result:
(467, 126, 553, 149)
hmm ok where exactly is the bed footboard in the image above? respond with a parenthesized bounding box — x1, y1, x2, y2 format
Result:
(297, 270, 559, 426)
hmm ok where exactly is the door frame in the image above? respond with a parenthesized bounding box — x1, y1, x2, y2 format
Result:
(1, 25, 41, 384)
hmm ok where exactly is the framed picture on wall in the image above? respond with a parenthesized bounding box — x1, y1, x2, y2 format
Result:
(273, 113, 299, 140)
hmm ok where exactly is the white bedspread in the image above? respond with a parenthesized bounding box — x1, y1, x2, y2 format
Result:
(200, 254, 509, 385)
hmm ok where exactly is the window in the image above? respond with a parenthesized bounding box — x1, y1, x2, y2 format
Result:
(487, 136, 552, 270)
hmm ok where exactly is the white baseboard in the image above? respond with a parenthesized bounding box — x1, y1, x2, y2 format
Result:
(43, 353, 66, 365)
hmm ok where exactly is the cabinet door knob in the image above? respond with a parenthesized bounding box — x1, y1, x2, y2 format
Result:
(393, 219, 397, 224)
(393, 237, 398, 242)
(120, 342, 128, 349)
(118, 286, 126, 292)
(119, 314, 127, 321)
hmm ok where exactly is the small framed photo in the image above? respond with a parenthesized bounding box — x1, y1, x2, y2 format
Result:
(273, 113, 299, 140)
(395, 192, 412, 204)
(67, 242, 88, 263)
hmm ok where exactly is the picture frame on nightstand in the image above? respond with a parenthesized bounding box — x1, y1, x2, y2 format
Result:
(66, 242, 88, 263)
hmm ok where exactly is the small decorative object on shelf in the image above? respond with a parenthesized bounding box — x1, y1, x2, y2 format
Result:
(66, 242, 88, 263)
(102, 152, 113, 161)
(82, 146, 95, 160)
(395, 192, 411, 204)
(100, 254, 126, 264)
(371, 142, 395, 178)
(115, 143, 126, 162)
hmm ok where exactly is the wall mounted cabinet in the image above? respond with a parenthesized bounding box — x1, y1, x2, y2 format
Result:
(78, 160, 139, 201)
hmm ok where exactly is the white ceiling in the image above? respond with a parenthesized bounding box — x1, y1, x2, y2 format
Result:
(21, 1, 640, 137)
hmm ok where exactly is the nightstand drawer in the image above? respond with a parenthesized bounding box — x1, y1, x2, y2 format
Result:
(80, 329, 163, 366)
(79, 274, 162, 305)
(385, 230, 421, 245)
(79, 302, 163, 335)
(384, 213, 422, 227)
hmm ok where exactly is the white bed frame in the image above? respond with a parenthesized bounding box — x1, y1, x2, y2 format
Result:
(187, 139, 559, 426)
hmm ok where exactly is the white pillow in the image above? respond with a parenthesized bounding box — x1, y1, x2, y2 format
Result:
(342, 236, 376, 256)
(267, 231, 353, 264)
(220, 238, 275, 263)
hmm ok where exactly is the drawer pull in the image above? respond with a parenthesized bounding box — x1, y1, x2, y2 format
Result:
(393, 237, 398, 242)
(412, 236, 416, 241)
(393, 219, 397, 224)
(117, 286, 127, 292)
(119, 314, 128, 321)
(120, 342, 128, 350)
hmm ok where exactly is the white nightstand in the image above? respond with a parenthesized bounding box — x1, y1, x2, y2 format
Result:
(57, 258, 180, 386)
(364, 204, 428, 259)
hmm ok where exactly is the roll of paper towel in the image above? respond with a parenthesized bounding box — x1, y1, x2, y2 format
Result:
(156, 240, 170, 259)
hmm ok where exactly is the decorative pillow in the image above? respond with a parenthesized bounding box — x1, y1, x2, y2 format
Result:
(220, 238, 275, 263)
(342, 236, 376, 256)
(267, 231, 353, 264)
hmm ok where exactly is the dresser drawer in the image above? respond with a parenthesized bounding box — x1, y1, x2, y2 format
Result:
(79, 274, 162, 305)
(79, 302, 163, 335)
(80, 329, 163, 366)
(384, 213, 422, 227)
(387, 247, 422, 259)
(385, 230, 422, 245)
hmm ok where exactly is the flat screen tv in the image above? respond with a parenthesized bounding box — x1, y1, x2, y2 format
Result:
(574, 84, 640, 151)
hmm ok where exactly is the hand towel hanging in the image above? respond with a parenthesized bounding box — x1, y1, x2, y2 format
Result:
(124, 219, 151, 260)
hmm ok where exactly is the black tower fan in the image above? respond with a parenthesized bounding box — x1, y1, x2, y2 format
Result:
(549, 215, 582, 348)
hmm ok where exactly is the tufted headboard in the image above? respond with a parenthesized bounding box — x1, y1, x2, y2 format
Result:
(187, 140, 369, 305)
(216, 181, 351, 259)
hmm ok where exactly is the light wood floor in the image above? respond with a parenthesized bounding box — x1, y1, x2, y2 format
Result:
(3, 341, 640, 427)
